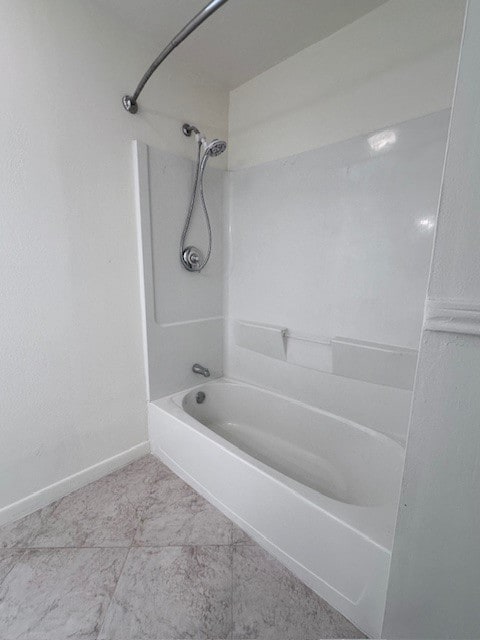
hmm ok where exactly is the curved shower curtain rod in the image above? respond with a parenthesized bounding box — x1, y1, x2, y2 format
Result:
(122, 0, 230, 114)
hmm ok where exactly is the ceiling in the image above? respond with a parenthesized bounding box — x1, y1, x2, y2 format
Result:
(97, 0, 388, 89)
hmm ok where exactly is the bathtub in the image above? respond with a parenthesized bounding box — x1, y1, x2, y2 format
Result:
(148, 378, 404, 637)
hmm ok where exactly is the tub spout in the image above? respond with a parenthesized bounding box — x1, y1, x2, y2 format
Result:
(192, 363, 210, 377)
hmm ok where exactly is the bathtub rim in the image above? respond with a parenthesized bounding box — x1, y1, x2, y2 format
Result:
(151, 376, 403, 551)
(176, 376, 405, 450)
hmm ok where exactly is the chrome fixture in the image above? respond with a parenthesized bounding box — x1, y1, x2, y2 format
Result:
(122, 0, 229, 114)
(196, 391, 206, 404)
(203, 139, 227, 157)
(192, 363, 210, 377)
(182, 123, 200, 137)
(180, 123, 227, 272)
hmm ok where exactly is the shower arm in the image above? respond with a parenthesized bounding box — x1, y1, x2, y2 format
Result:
(122, 0, 230, 114)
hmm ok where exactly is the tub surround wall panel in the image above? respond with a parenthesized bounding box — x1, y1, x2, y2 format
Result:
(384, 3, 480, 637)
(147, 147, 224, 326)
(226, 111, 450, 440)
(146, 318, 224, 400)
(227, 111, 448, 350)
(226, 330, 412, 442)
(135, 143, 225, 400)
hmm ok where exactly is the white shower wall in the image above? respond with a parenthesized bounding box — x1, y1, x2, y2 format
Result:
(135, 143, 226, 400)
(224, 111, 450, 441)
(228, 112, 448, 349)
(138, 111, 450, 443)
(222, 0, 464, 442)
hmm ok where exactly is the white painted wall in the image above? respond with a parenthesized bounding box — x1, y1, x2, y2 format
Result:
(383, 2, 480, 637)
(0, 0, 228, 520)
(228, 0, 465, 170)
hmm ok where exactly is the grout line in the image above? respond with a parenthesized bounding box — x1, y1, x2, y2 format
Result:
(95, 547, 132, 640)
(0, 541, 256, 551)
(0, 458, 256, 640)
(130, 541, 255, 548)
(96, 494, 140, 640)
(0, 545, 133, 551)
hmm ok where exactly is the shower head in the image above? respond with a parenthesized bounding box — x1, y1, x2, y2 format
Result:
(204, 138, 227, 157)
(182, 123, 227, 157)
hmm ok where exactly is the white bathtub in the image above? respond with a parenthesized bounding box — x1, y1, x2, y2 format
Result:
(148, 378, 404, 637)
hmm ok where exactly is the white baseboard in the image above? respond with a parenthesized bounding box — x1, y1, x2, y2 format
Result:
(0, 441, 150, 527)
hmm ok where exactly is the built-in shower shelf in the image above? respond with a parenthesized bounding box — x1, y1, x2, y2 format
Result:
(233, 320, 418, 390)
(234, 320, 287, 360)
(331, 337, 417, 390)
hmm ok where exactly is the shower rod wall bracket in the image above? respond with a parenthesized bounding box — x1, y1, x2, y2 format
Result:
(122, 0, 230, 115)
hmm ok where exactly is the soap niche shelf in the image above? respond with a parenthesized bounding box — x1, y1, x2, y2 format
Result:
(233, 320, 417, 390)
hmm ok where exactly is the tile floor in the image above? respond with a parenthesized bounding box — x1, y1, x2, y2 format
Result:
(0, 455, 365, 640)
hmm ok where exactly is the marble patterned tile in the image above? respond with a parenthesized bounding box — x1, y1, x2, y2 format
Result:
(0, 457, 366, 639)
(0, 455, 175, 549)
(232, 545, 364, 640)
(134, 476, 236, 546)
(0, 504, 57, 549)
(0, 547, 127, 640)
(0, 550, 24, 584)
(27, 486, 138, 548)
(98, 546, 232, 640)
(105, 454, 176, 504)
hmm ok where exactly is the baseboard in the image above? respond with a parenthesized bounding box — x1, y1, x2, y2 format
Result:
(0, 441, 150, 527)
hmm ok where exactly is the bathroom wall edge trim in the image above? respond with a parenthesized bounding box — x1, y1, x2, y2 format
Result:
(0, 441, 150, 527)
(424, 298, 480, 336)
